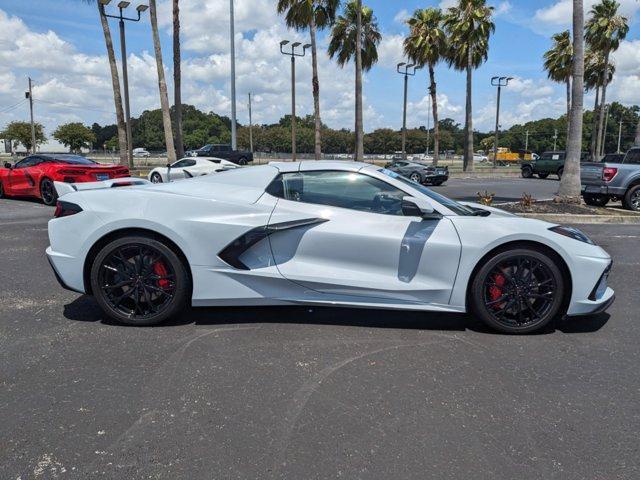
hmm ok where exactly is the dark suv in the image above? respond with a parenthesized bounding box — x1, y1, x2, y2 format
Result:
(187, 144, 253, 165)
(521, 151, 589, 180)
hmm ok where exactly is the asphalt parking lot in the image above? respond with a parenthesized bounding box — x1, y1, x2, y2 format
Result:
(1, 179, 639, 480)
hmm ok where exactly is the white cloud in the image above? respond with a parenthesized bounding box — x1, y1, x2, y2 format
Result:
(408, 93, 463, 126)
(533, 0, 639, 31)
(377, 34, 405, 68)
(508, 77, 555, 98)
(394, 9, 410, 25)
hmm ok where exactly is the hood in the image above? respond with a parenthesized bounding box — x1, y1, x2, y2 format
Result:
(459, 201, 517, 217)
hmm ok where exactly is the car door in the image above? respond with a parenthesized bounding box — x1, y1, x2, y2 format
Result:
(265, 170, 462, 305)
(9, 156, 39, 194)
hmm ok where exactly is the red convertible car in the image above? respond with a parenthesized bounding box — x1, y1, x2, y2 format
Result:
(0, 154, 129, 205)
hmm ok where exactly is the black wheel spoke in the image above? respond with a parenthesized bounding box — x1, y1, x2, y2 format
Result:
(98, 243, 177, 320)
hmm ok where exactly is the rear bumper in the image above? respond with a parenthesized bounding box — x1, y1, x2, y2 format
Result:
(581, 184, 627, 196)
(46, 246, 85, 294)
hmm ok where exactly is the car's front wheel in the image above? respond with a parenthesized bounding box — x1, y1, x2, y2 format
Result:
(40, 178, 57, 206)
(90, 235, 191, 326)
(521, 166, 533, 178)
(470, 248, 565, 334)
(150, 172, 163, 183)
(238, 157, 248, 166)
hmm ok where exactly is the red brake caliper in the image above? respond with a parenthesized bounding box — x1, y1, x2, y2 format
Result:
(152, 261, 170, 289)
(489, 272, 506, 310)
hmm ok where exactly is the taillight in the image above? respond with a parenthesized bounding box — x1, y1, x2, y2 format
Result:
(59, 169, 86, 176)
(54, 201, 83, 218)
(603, 167, 618, 182)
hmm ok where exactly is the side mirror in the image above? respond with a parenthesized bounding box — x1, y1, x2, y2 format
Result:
(166, 163, 172, 169)
(402, 196, 437, 219)
(4, 162, 12, 169)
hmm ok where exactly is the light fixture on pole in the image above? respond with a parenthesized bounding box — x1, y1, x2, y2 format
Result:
(280, 40, 311, 161)
(397, 62, 419, 160)
(490, 76, 513, 167)
(101, 0, 148, 170)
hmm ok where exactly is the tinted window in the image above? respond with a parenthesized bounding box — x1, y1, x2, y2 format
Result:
(625, 149, 640, 164)
(218, 145, 232, 152)
(14, 156, 39, 168)
(49, 155, 96, 165)
(268, 171, 406, 216)
(172, 159, 196, 168)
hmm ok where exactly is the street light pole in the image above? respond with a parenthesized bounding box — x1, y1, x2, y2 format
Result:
(280, 41, 311, 161)
(230, 0, 237, 150)
(27, 77, 36, 153)
(248, 93, 254, 154)
(397, 63, 418, 160)
(491, 76, 512, 167)
(101, 0, 148, 170)
(618, 119, 623, 153)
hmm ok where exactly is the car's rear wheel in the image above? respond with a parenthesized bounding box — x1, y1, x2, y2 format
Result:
(538, 173, 549, 179)
(583, 193, 609, 207)
(521, 166, 533, 178)
(623, 185, 640, 211)
(150, 172, 163, 183)
(90, 236, 191, 326)
(409, 172, 422, 183)
(40, 178, 57, 206)
(238, 157, 248, 166)
(0, 180, 5, 198)
(470, 248, 565, 334)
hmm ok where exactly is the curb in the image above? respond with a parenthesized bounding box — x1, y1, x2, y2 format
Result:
(516, 213, 640, 225)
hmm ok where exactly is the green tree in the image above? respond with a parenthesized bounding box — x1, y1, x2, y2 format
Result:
(53, 123, 96, 153)
(443, 0, 495, 172)
(585, 0, 628, 157)
(404, 7, 447, 164)
(328, 1, 381, 160)
(585, 49, 615, 158)
(277, 0, 340, 160)
(543, 31, 573, 139)
(1, 121, 46, 152)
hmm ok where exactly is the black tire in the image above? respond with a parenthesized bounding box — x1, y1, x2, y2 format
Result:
(238, 157, 248, 166)
(623, 185, 640, 212)
(409, 172, 422, 183)
(90, 235, 191, 326)
(538, 173, 549, 179)
(469, 248, 565, 334)
(583, 193, 609, 207)
(557, 167, 564, 180)
(150, 172, 163, 183)
(40, 178, 57, 206)
(0, 180, 5, 199)
(521, 166, 533, 178)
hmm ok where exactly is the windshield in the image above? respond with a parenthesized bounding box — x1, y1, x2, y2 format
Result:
(379, 168, 476, 216)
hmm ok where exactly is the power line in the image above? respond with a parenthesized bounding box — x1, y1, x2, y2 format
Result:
(0, 99, 28, 114)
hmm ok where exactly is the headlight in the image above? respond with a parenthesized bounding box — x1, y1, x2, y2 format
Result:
(549, 225, 595, 245)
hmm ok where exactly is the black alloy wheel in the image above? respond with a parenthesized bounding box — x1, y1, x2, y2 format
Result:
(470, 249, 564, 334)
(238, 157, 248, 166)
(40, 178, 57, 206)
(91, 236, 190, 326)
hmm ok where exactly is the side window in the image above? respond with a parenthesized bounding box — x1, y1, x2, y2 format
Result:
(15, 156, 37, 168)
(268, 171, 406, 216)
(625, 150, 640, 164)
(183, 159, 196, 168)
(172, 160, 188, 168)
(220, 145, 232, 152)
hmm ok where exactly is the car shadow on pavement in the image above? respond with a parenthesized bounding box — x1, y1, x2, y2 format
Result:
(63, 295, 610, 335)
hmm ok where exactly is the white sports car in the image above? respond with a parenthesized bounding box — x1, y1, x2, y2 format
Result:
(148, 157, 238, 183)
(46, 161, 614, 334)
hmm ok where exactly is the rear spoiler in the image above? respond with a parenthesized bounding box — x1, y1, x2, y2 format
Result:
(54, 177, 151, 197)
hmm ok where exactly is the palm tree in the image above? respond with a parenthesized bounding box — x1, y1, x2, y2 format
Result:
(149, 0, 176, 163)
(277, 0, 340, 161)
(404, 8, 447, 165)
(82, 0, 128, 165)
(173, 0, 185, 159)
(585, 49, 615, 159)
(543, 31, 573, 139)
(328, 1, 381, 160)
(557, 0, 585, 202)
(443, 0, 495, 172)
(585, 0, 628, 159)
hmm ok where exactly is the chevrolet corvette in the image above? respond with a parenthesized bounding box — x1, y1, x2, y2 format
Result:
(0, 154, 129, 205)
(148, 157, 239, 183)
(46, 161, 614, 333)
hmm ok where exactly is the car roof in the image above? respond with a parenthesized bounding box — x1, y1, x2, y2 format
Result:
(269, 160, 374, 173)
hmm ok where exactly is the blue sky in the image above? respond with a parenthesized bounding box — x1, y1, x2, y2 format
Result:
(1, 0, 640, 137)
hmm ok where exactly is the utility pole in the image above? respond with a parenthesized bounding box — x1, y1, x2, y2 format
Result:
(617, 119, 623, 153)
(230, 0, 237, 150)
(280, 40, 311, 161)
(397, 62, 418, 160)
(27, 77, 36, 153)
(490, 76, 513, 167)
(525, 129, 530, 152)
(248, 93, 254, 154)
(553, 128, 558, 151)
